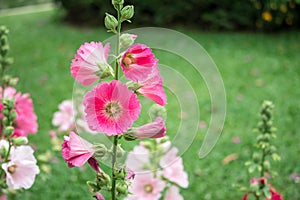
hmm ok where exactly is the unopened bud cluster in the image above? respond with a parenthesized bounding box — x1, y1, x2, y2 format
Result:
(0, 26, 13, 71)
(2, 99, 17, 137)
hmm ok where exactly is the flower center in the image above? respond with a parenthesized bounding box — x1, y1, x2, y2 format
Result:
(143, 184, 153, 194)
(122, 54, 135, 68)
(104, 101, 121, 118)
(8, 164, 17, 174)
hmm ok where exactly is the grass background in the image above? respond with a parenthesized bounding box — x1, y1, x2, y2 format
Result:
(0, 10, 299, 199)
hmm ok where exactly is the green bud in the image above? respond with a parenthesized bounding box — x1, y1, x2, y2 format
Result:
(113, 168, 126, 180)
(104, 13, 118, 32)
(12, 137, 28, 146)
(120, 34, 137, 49)
(95, 64, 114, 79)
(0, 145, 8, 158)
(121, 5, 134, 22)
(116, 144, 125, 158)
(3, 126, 14, 136)
(143, 141, 154, 150)
(252, 152, 260, 163)
(3, 99, 15, 109)
(263, 160, 271, 171)
(11, 110, 17, 121)
(93, 144, 107, 158)
(97, 172, 111, 187)
(149, 104, 167, 121)
(112, 0, 124, 10)
(116, 182, 128, 194)
(123, 130, 137, 141)
(126, 81, 142, 91)
(87, 181, 99, 191)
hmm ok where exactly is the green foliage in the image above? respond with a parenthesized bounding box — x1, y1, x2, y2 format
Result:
(0, 11, 299, 199)
(53, 0, 300, 30)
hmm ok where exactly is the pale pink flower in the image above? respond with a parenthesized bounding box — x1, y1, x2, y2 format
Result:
(62, 132, 95, 167)
(121, 44, 158, 81)
(160, 147, 189, 188)
(52, 100, 76, 132)
(83, 80, 141, 136)
(1, 87, 38, 137)
(165, 186, 183, 200)
(129, 117, 166, 139)
(125, 145, 150, 173)
(71, 42, 111, 86)
(127, 173, 165, 200)
(2, 146, 39, 190)
(137, 68, 166, 106)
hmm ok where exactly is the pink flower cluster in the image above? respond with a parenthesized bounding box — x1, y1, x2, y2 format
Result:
(0, 87, 38, 137)
(69, 40, 166, 136)
(125, 140, 188, 200)
(242, 178, 283, 200)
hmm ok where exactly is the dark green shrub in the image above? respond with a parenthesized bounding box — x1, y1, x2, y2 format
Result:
(53, 0, 300, 30)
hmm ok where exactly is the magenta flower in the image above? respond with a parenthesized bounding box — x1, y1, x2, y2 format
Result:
(160, 147, 189, 188)
(83, 80, 141, 135)
(2, 146, 39, 190)
(137, 68, 167, 106)
(164, 186, 183, 200)
(62, 132, 95, 167)
(52, 100, 75, 132)
(71, 42, 111, 86)
(121, 44, 158, 81)
(129, 117, 166, 139)
(0, 194, 6, 200)
(93, 193, 105, 200)
(127, 173, 165, 200)
(1, 87, 38, 137)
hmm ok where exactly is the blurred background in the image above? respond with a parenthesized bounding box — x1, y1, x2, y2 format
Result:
(0, 0, 299, 199)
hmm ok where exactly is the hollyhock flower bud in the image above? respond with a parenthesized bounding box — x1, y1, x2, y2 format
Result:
(125, 117, 166, 140)
(117, 182, 128, 194)
(3, 126, 14, 136)
(97, 171, 111, 187)
(120, 34, 137, 49)
(149, 104, 167, 120)
(126, 168, 135, 180)
(93, 144, 107, 158)
(12, 136, 28, 146)
(93, 192, 105, 200)
(121, 5, 134, 22)
(104, 13, 118, 32)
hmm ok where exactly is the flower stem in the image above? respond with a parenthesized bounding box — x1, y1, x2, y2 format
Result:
(111, 135, 119, 200)
(111, 4, 122, 200)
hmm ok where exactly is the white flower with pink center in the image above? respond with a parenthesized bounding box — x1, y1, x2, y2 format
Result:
(2, 146, 39, 190)
(126, 173, 165, 200)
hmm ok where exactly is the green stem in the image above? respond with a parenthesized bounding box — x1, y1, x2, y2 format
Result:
(111, 4, 122, 200)
(111, 136, 119, 200)
(260, 148, 266, 178)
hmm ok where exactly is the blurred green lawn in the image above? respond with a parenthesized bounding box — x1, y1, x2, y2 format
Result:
(0, 10, 299, 199)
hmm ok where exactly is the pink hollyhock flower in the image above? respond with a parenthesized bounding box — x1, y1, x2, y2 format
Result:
(241, 194, 248, 200)
(125, 145, 150, 173)
(126, 168, 135, 180)
(2, 146, 39, 190)
(136, 68, 166, 106)
(165, 186, 183, 200)
(127, 173, 165, 200)
(130, 117, 166, 139)
(62, 132, 95, 167)
(1, 87, 38, 137)
(93, 193, 105, 200)
(0, 194, 6, 200)
(160, 147, 189, 188)
(121, 44, 158, 81)
(83, 80, 141, 135)
(71, 42, 111, 86)
(52, 100, 76, 132)
(267, 189, 283, 200)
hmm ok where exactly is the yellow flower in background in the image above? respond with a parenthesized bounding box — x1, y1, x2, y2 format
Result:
(280, 4, 287, 13)
(262, 11, 272, 22)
